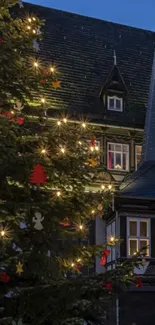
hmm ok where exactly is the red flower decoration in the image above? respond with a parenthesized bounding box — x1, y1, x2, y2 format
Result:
(104, 281, 112, 292)
(100, 249, 110, 266)
(0, 272, 10, 283)
(40, 79, 46, 84)
(136, 276, 143, 288)
(59, 217, 70, 227)
(16, 117, 24, 125)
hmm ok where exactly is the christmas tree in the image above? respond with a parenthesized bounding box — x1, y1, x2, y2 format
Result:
(0, 1, 144, 325)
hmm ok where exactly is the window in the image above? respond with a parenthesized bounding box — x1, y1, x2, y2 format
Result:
(107, 96, 123, 112)
(107, 142, 129, 171)
(106, 221, 116, 263)
(135, 145, 142, 170)
(127, 218, 150, 256)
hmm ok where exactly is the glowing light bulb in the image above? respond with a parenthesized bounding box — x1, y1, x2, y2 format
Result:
(41, 98, 45, 104)
(33, 29, 36, 34)
(32, 17, 36, 21)
(34, 62, 39, 68)
(1, 230, 5, 237)
(57, 191, 61, 197)
(11, 110, 14, 115)
(95, 146, 99, 151)
(71, 263, 75, 267)
(50, 66, 55, 73)
(110, 236, 115, 242)
(101, 185, 105, 190)
(91, 210, 95, 214)
(28, 18, 32, 23)
(90, 146, 94, 152)
(27, 25, 31, 30)
(78, 141, 82, 145)
(41, 149, 46, 154)
(57, 121, 61, 126)
(82, 122, 86, 129)
(77, 258, 81, 263)
(108, 185, 112, 190)
(79, 224, 83, 230)
(60, 147, 65, 154)
(63, 118, 67, 123)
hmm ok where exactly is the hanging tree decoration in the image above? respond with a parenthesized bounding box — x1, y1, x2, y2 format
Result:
(33, 212, 44, 230)
(16, 262, 23, 276)
(13, 100, 24, 112)
(0, 272, 10, 283)
(29, 164, 47, 185)
(100, 249, 110, 266)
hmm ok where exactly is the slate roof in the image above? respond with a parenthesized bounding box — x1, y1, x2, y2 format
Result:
(120, 161, 155, 198)
(23, 2, 155, 128)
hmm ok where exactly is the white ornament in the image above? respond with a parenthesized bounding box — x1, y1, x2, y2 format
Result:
(12, 319, 23, 325)
(18, 0, 24, 8)
(32, 212, 44, 230)
(97, 204, 103, 211)
(33, 39, 40, 52)
(13, 100, 24, 111)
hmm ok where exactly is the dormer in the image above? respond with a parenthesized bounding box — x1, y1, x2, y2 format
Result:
(100, 52, 128, 112)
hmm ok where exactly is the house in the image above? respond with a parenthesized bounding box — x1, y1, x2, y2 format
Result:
(15, 2, 155, 324)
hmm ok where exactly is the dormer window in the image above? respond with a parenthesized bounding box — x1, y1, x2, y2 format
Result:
(107, 96, 123, 112)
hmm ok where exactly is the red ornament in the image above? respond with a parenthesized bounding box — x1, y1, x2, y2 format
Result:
(90, 136, 95, 147)
(100, 249, 110, 266)
(29, 164, 47, 185)
(40, 79, 46, 84)
(59, 217, 70, 227)
(42, 69, 48, 76)
(0, 272, 10, 283)
(76, 264, 81, 271)
(16, 117, 24, 125)
(136, 276, 143, 288)
(104, 281, 112, 292)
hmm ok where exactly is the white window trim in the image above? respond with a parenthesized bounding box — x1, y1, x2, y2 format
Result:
(135, 145, 142, 170)
(107, 95, 123, 112)
(127, 217, 150, 257)
(107, 142, 129, 171)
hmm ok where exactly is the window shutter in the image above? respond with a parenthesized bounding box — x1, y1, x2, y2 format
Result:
(151, 218, 155, 257)
(120, 216, 127, 257)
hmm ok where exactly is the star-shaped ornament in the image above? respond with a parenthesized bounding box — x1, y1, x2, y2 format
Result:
(52, 80, 61, 89)
(16, 261, 23, 275)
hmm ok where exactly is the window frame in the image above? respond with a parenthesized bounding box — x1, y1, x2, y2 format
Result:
(135, 145, 142, 170)
(107, 95, 123, 112)
(106, 221, 116, 263)
(107, 142, 129, 171)
(127, 217, 150, 257)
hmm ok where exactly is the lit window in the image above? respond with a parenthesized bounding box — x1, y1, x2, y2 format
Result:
(107, 142, 129, 171)
(107, 96, 123, 112)
(127, 218, 150, 256)
(106, 221, 116, 263)
(135, 145, 142, 170)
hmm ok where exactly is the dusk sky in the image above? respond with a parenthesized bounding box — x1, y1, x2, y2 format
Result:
(25, 0, 155, 31)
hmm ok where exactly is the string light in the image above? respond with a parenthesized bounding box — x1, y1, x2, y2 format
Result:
(28, 18, 32, 23)
(57, 121, 61, 126)
(50, 66, 55, 73)
(41, 148, 46, 155)
(91, 210, 95, 214)
(32, 17, 36, 21)
(56, 191, 61, 197)
(110, 236, 115, 242)
(41, 98, 46, 104)
(60, 147, 65, 154)
(77, 258, 81, 263)
(101, 185, 105, 190)
(0, 230, 5, 237)
(33, 29, 36, 34)
(79, 224, 84, 230)
(82, 122, 86, 129)
(78, 141, 82, 145)
(95, 145, 99, 151)
(63, 118, 67, 123)
(108, 185, 112, 190)
(33, 61, 39, 68)
(27, 26, 31, 30)
(71, 263, 75, 267)
(10, 110, 14, 115)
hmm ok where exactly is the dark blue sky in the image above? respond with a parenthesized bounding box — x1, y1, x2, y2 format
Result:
(25, 0, 155, 31)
